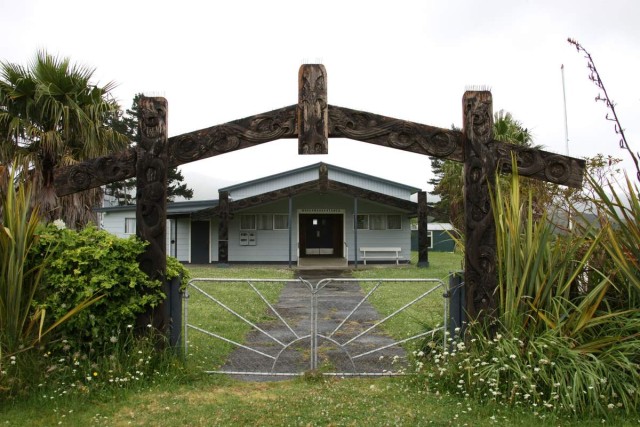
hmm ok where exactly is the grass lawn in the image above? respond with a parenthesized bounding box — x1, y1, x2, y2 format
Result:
(2, 253, 638, 426)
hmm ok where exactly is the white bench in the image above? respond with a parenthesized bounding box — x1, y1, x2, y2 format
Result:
(359, 247, 402, 265)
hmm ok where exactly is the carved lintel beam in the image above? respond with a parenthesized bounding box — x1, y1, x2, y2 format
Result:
(417, 191, 429, 267)
(53, 148, 137, 196)
(328, 105, 465, 161)
(298, 64, 328, 154)
(493, 144, 585, 188)
(462, 90, 497, 324)
(135, 96, 169, 333)
(53, 101, 586, 197)
(169, 105, 297, 166)
(218, 191, 230, 264)
(53, 106, 297, 196)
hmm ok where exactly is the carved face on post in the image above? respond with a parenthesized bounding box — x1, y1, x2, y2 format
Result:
(298, 64, 328, 154)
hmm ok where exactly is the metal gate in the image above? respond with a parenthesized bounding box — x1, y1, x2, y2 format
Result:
(183, 277, 447, 377)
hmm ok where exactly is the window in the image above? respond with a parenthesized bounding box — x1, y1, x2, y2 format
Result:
(240, 214, 256, 230)
(257, 214, 273, 230)
(387, 214, 402, 230)
(355, 214, 368, 230)
(427, 231, 434, 249)
(124, 218, 136, 234)
(274, 214, 289, 230)
(355, 214, 402, 230)
(370, 214, 386, 230)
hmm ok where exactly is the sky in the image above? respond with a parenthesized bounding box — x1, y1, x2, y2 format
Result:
(2, 0, 639, 200)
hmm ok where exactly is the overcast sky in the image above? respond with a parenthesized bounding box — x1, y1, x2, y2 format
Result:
(2, 0, 639, 200)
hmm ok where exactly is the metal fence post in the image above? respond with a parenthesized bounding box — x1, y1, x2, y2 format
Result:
(169, 275, 183, 350)
(447, 271, 466, 340)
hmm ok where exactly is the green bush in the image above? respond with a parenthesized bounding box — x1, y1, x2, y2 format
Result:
(166, 254, 191, 290)
(32, 224, 165, 353)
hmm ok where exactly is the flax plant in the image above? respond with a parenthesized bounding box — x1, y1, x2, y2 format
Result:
(587, 173, 640, 305)
(0, 169, 99, 357)
(0, 172, 46, 354)
(491, 168, 611, 340)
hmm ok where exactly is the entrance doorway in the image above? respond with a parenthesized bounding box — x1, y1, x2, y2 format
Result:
(299, 213, 343, 258)
(190, 221, 210, 264)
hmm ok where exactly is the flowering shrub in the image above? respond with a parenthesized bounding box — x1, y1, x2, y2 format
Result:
(32, 224, 165, 354)
(415, 326, 637, 418)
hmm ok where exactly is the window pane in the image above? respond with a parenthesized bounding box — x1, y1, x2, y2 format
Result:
(387, 214, 401, 230)
(370, 214, 385, 230)
(240, 215, 256, 230)
(356, 214, 368, 230)
(257, 214, 273, 230)
(125, 218, 136, 234)
(428, 231, 433, 249)
(274, 214, 288, 230)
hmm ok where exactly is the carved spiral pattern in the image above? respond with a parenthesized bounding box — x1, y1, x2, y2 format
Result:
(172, 135, 205, 163)
(68, 167, 92, 191)
(329, 108, 460, 158)
(544, 155, 571, 184)
(211, 129, 241, 153)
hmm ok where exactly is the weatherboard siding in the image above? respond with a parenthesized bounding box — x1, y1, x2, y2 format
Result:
(226, 169, 317, 200)
(329, 169, 413, 200)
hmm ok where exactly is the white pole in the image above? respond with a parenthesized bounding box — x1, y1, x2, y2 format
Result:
(561, 64, 570, 155)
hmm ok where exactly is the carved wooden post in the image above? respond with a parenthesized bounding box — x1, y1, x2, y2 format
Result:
(136, 97, 169, 333)
(298, 64, 328, 154)
(218, 190, 230, 265)
(462, 90, 497, 324)
(417, 191, 429, 267)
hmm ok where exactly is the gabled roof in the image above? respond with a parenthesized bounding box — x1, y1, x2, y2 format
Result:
(95, 162, 421, 216)
(220, 162, 421, 194)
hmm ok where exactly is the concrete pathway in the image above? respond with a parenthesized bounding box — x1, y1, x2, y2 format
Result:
(220, 269, 407, 381)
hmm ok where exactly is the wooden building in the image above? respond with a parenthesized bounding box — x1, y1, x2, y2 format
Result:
(97, 162, 422, 267)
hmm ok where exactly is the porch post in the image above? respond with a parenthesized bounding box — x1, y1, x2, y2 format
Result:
(353, 197, 358, 268)
(218, 190, 230, 266)
(462, 90, 497, 325)
(288, 196, 293, 268)
(136, 97, 169, 333)
(417, 191, 429, 267)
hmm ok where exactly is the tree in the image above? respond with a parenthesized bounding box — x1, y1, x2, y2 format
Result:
(0, 51, 128, 226)
(104, 94, 193, 205)
(429, 111, 541, 231)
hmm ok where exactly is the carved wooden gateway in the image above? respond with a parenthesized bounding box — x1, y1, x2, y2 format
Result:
(54, 65, 585, 333)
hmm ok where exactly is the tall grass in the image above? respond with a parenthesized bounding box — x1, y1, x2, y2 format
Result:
(417, 167, 640, 417)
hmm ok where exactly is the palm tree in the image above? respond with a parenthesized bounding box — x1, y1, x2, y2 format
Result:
(430, 111, 544, 231)
(0, 50, 128, 227)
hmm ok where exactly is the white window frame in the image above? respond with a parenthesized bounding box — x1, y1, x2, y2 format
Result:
(257, 214, 273, 230)
(427, 230, 434, 249)
(273, 214, 289, 230)
(355, 214, 403, 230)
(124, 217, 136, 234)
(355, 214, 369, 230)
(240, 214, 256, 230)
(387, 214, 402, 230)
